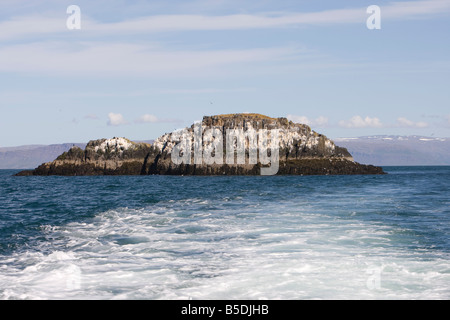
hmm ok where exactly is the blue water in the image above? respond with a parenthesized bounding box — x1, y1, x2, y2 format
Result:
(0, 167, 449, 299)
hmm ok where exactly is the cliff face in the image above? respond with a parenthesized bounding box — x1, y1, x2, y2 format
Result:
(15, 114, 385, 176)
(143, 114, 383, 175)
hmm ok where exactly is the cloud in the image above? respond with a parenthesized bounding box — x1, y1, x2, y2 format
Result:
(287, 115, 329, 127)
(2, 0, 450, 41)
(339, 116, 383, 128)
(86, 10, 363, 34)
(396, 117, 428, 128)
(0, 42, 299, 77)
(107, 113, 128, 126)
(290, 115, 433, 129)
(135, 114, 183, 124)
(337, 116, 433, 129)
(0, 15, 62, 41)
(383, 0, 450, 19)
(287, 115, 310, 125)
(312, 116, 329, 127)
(2, 1, 449, 78)
(135, 114, 158, 123)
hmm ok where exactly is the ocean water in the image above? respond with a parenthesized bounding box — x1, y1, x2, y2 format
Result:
(0, 167, 449, 300)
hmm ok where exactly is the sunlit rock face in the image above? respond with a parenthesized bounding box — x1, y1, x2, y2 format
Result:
(145, 114, 383, 176)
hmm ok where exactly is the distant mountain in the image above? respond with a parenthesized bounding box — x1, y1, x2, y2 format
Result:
(335, 135, 450, 166)
(0, 143, 86, 169)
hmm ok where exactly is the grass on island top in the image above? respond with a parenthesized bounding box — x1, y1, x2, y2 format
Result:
(212, 113, 276, 120)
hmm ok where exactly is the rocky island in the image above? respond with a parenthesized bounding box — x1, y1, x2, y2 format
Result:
(15, 114, 385, 176)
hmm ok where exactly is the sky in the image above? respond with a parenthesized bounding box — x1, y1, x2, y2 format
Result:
(1, 0, 449, 147)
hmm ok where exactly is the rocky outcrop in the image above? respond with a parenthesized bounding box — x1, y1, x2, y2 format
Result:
(15, 138, 153, 176)
(15, 114, 385, 176)
(142, 114, 383, 175)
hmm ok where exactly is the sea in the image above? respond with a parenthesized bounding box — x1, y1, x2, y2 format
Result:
(0, 166, 449, 300)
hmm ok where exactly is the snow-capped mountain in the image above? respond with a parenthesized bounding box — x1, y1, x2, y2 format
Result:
(335, 135, 450, 166)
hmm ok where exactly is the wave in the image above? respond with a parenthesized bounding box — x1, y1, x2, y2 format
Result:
(1, 193, 449, 300)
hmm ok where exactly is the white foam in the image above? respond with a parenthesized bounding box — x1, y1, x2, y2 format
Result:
(1, 199, 449, 300)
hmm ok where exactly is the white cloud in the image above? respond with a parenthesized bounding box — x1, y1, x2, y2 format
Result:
(396, 117, 428, 128)
(135, 114, 158, 123)
(107, 113, 128, 126)
(0, 42, 299, 77)
(290, 115, 434, 129)
(287, 115, 311, 125)
(0, 15, 62, 41)
(313, 116, 329, 127)
(383, 0, 450, 19)
(339, 116, 383, 128)
(135, 114, 183, 124)
(86, 10, 362, 34)
(287, 115, 329, 127)
(1, 1, 449, 78)
(2, 0, 450, 41)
